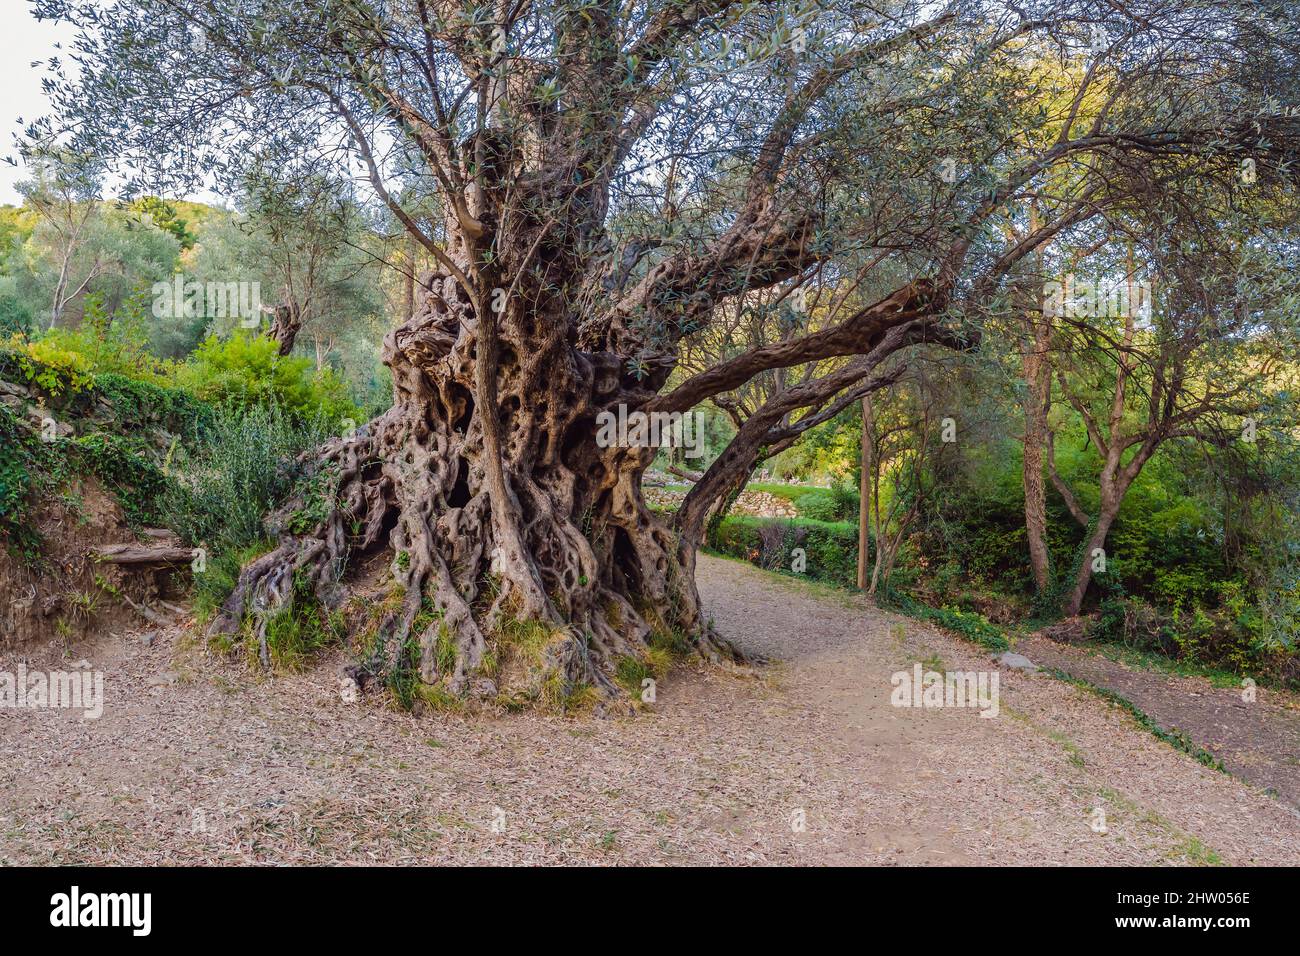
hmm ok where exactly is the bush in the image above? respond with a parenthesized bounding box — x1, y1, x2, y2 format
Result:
(177, 333, 359, 426)
(0, 404, 58, 557)
(885, 593, 1011, 652)
(708, 514, 865, 588)
(161, 402, 333, 556)
(1, 333, 95, 396)
(4, 294, 176, 390)
(0, 278, 33, 336)
(94, 373, 214, 438)
(71, 432, 172, 527)
(795, 483, 860, 522)
(192, 541, 272, 625)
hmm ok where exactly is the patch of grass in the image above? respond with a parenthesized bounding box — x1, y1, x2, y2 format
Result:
(414, 682, 464, 713)
(561, 682, 603, 712)
(648, 626, 692, 658)
(614, 654, 659, 698)
(495, 618, 600, 713)
(194, 540, 275, 625)
(1044, 727, 1087, 768)
(887, 592, 1011, 652)
(498, 617, 558, 668)
(1169, 835, 1225, 866)
(1049, 668, 1226, 772)
(1095, 786, 1224, 864)
(918, 651, 946, 674)
(747, 482, 840, 506)
(1005, 705, 1088, 769)
(259, 572, 346, 672)
(1093, 641, 1251, 690)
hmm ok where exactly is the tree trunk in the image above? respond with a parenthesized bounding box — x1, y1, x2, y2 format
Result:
(1063, 499, 1120, 616)
(857, 395, 871, 590)
(1018, 204, 1053, 593)
(268, 303, 302, 356)
(402, 236, 416, 325)
(1022, 316, 1052, 592)
(212, 209, 735, 705)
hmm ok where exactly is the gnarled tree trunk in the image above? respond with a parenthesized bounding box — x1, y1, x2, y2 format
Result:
(267, 303, 303, 356)
(211, 169, 732, 704)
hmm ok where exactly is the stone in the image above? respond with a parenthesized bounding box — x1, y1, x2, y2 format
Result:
(996, 652, 1040, 673)
(338, 674, 360, 703)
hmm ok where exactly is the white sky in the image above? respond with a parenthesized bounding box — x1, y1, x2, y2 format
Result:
(0, 0, 79, 205)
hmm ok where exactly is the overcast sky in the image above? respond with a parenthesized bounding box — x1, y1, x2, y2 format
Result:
(0, 1, 79, 204)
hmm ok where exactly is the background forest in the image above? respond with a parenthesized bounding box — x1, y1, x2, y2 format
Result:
(4, 163, 1297, 687)
(1, 0, 1297, 697)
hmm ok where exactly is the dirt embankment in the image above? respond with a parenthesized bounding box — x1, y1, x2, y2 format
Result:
(0, 476, 157, 651)
(0, 371, 192, 651)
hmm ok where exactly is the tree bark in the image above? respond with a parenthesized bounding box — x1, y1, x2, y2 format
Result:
(857, 395, 871, 590)
(212, 186, 734, 703)
(267, 303, 302, 356)
(1063, 501, 1120, 616)
(1022, 315, 1052, 591)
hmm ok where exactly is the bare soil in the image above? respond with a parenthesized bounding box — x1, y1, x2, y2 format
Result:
(2, 554, 1297, 865)
(1020, 634, 1300, 809)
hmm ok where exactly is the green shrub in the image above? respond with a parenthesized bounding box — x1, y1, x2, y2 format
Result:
(177, 332, 359, 426)
(161, 402, 332, 556)
(884, 593, 1011, 652)
(795, 483, 860, 522)
(0, 404, 60, 557)
(0, 278, 33, 337)
(257, 571, 345, 671)
(708, 514, 866, 588)
(192, 540, 273, 625)
(4, 295, 175, 392)
(1, 334, 95, 396)
(94, 373, 213, 438)
(71, 432, 172, 527)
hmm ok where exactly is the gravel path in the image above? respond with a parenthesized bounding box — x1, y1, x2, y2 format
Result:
(2, 554, 1298, 865)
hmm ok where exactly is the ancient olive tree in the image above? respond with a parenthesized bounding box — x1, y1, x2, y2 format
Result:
(31, 0, 1295, 700)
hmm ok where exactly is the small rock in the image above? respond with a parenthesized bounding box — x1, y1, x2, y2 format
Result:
(338, 674, 360, 703)
(996, 652, 1040, 673)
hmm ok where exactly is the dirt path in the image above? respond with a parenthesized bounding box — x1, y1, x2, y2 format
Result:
(2, 554, 1298, 865)
(1019, 634, 1300, 808)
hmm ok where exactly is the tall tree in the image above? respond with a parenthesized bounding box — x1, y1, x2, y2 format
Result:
(32, 0, 1297, 699)
(18, 157, 110, 329)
